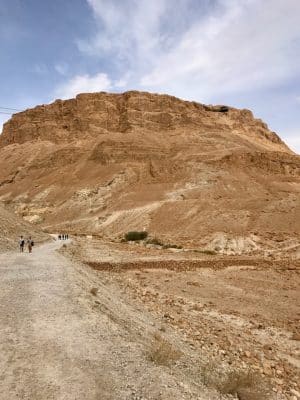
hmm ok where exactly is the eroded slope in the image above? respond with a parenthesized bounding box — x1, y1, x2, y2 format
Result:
(0, 91, 299, 250)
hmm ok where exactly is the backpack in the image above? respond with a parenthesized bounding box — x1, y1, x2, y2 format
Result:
(31, 241, 34, 247)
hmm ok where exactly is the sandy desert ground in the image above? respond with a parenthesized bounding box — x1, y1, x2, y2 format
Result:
(0, 91, 299, 399)
(60, 236, 300, 400)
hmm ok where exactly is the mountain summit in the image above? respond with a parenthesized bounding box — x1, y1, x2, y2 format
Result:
(0, 91, 299, 252)
(0, 91, 290, 152)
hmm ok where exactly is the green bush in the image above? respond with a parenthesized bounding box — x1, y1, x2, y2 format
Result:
(124, 231, 148, 241)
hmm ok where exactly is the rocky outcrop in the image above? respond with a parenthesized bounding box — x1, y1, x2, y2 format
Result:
(0, 91, 289, 152)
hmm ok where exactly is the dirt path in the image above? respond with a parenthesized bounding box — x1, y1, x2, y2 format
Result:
(0, 241, 220, 400)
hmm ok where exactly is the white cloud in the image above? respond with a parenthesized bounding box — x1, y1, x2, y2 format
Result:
(78, 0, 181, 75)
(54, 72, 112, 100)
(54, 63, 69, 76)
(114, 77, 128, 88)
(78, 0, 300, 102)
(82, 0, 168, 60)
(140, 0, 300, 100)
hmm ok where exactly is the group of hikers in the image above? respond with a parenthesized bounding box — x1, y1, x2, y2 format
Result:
(58, 234, 69, 240)
(19, 236, 34, 253)
(18, 233, 69, 252)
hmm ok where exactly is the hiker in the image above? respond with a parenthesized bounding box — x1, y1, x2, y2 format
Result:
(19, 236, 25, 252)
(27, 236, 34, 253)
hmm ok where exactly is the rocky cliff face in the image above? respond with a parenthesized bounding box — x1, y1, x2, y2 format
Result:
(0, 91, 288, 151)
(0, 91, 299, 252)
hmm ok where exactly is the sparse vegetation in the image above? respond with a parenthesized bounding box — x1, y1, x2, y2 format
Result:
(145, 237, 183, 249)
(162, 243, 183, 249)
(124, 231, 148, 241)
(201, 249, 217, 255)
(200, 363, 270, 399)
(90, 287, 98, 296)
(146, 237, 164, 246)
(218, 370, 268, 398)
(193, 248, 217, 255)
(147, 333, 182, 366)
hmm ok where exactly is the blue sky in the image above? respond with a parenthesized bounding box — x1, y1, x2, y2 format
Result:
(0, 0, 299, 153)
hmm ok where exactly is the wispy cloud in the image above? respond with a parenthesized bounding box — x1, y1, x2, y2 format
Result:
(54, 63, 69, 76)
(33, 64, 48, 75)
(54, 72, 112, 99)
(71, 0, 300, 102)
(78, 0, 169, 66)
(140, 0, 300, 100)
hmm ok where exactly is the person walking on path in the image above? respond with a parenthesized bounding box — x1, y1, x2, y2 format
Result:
(19, 236, 25, 252)
(27, 237, 34, 253)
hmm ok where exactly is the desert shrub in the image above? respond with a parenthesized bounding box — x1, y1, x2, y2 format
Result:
(162, 243, 183, 249)
(124, 231, 148, 241)
(201, 249, 217, 255)
(146, 237, 164, 246)
(193, 249, 217, 255)
(90, 287, 98, 296)
(147, 333, 182, 366)
(201, 364, 270, 400)
(145, 238, 182, 249)
(218, 370, 268, 397)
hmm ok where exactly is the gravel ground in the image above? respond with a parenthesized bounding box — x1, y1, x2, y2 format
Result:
(61, 238, 300, 400)
(0, 240, 230, 400)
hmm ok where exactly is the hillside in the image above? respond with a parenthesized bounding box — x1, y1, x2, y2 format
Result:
(0, 205, 49, 251)
(0, 91, 299, 252)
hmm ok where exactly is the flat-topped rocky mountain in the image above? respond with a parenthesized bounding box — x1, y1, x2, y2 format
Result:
(0, 91, 290, 150)
(0, 91, 299, 253)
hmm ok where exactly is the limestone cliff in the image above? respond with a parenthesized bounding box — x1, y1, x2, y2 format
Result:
(0, 91, 289, 152)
